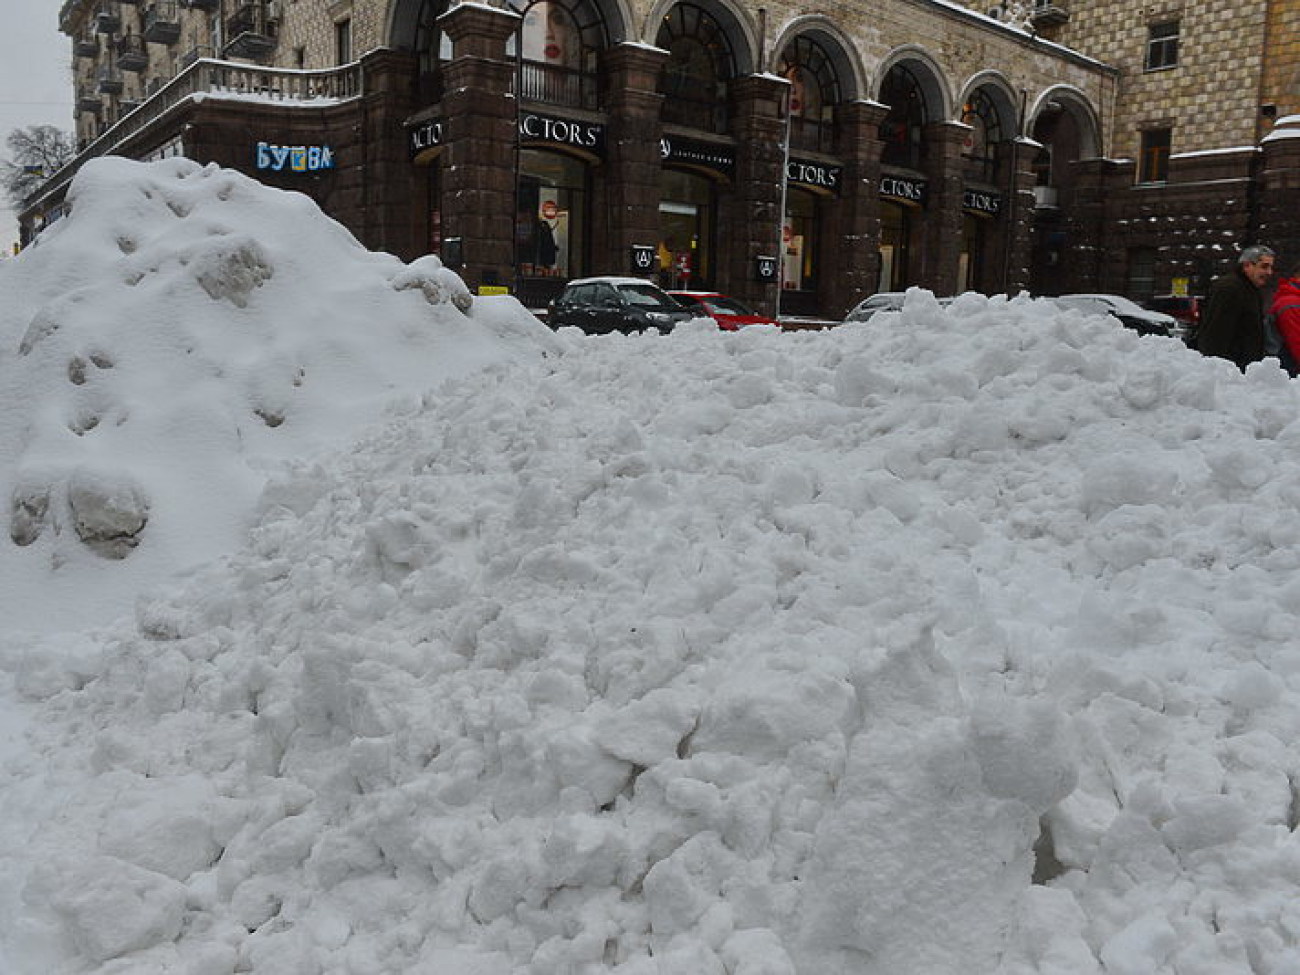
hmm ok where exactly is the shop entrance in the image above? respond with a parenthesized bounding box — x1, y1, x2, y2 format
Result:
(658, 169, 714, 290)
(879, 201, 914, 291)
(516, 148, 587, 309)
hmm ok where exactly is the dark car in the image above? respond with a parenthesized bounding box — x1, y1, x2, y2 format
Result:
(1146, 294, 1202, 345)
(547, 276, 699, 334)
(668, 291, 780, 330)
(1051, 294, 1178, 338)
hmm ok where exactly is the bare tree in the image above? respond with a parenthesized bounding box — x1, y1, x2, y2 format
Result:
(1, 125, 75, 209)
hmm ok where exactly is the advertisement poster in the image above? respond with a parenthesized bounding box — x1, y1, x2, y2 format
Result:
(534, 191, 569, 276)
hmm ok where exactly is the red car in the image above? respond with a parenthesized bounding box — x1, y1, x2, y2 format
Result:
(668, 291, 781, 330)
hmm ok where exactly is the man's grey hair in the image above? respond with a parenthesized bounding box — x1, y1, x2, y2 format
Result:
(1240, 244, 1276, 265)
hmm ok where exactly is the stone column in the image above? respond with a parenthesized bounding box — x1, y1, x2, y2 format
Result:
(359, 48, 421, 260)
(985, 135, 1037, 296)
(439, 4, 519, 291)
(920, 120, 968, 294)
(828, 99, 887, 316)
(726, 73, 788, 313)
(599, 43, 668, 274)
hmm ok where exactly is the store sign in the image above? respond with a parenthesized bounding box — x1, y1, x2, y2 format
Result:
(963, 189, 1002, 215)
(661, 136, 735, 178)
(787, 159, 842, 193)
(408, 118, 444, 158)
(256, 142, 335, 173)
(630, 244, 656, 274)
(754, 255, 778, 282)
(520, 112, 605, 156)
(879, 175, 927, 205)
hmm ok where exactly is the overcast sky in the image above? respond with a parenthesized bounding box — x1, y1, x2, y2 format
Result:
(0, 0, 74, 254)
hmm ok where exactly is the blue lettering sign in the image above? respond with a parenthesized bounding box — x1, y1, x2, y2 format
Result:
(255, 141, 335, 173)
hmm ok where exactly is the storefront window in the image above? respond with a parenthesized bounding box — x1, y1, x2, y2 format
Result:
(879, 201, 912, 291)
(658, 169, 714, 289)
(516, 149, 587, 305)
(782, 187, 817, 291)
(960, 213, 985, 293)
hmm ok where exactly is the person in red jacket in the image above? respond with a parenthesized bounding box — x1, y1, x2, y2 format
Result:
(1273, 258, 1300, 377)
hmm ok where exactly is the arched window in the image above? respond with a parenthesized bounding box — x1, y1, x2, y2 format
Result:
(508, 0, 605, 108)
(414, 0, 451, 103)
(657, 4, 735, 133)
(879, 63, 927, 170)
(777, 36, 841, 154)
(961, 88, 1002, 184)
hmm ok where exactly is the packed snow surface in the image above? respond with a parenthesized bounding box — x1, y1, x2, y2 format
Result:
(4, 158, 1300, 975)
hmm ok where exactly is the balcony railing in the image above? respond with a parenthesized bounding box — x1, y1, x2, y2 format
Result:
(176, 44, 214, 71)
(143, 1, 181, 44)
(34, 57, 364, 212)
(93, 2, 121, 34)
(225, 2, 279, 59)
(117, 33, 148, 71)
(75, 32, 99, 57)
(519, 61, 597, 111)
(97, 65, 124, 94)
(1030, 0, 1069, 28)
(180, 0, 219, 8)
(77, 86, 103, 113)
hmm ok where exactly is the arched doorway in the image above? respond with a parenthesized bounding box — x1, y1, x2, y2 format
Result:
(959, 81, 1019, 293)
(1028, 91, 1100, 295)
(877, 61, 932, 290)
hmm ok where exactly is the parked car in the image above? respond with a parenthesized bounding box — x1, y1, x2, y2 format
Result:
(547, 277, 700, 334)
(1051, 294, 1178, 338)
(1145, 294, 1202, 345)
(844, 290, 957, 323)
(668, 291, 780, 330)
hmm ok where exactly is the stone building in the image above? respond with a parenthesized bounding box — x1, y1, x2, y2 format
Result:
(975, 0, 1300, 299)
(30, 0, 1125, 317)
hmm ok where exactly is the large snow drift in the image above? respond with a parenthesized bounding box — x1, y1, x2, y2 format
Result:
(0, 156, 555, 633)
(4, 158, 1300, 975)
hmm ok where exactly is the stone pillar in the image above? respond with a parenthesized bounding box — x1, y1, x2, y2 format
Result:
(985, 136, 1037, 296)
(439, 4, 519, 291)
(727, 73, 788, 313)
(828, 99, 887, 316)
(600, 43, 668, 275)
(359, 48, 421, 260)
(920, 120, 968, 294)
(1063, 157, 1113, 294)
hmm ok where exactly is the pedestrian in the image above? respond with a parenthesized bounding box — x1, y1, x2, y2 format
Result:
(1271, 256, 1300, 377)
(1196, 245, 1275, 369)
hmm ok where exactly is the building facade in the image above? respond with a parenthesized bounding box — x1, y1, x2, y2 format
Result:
(40, 0, 1294, 317)
(977, 0, 1300, 300)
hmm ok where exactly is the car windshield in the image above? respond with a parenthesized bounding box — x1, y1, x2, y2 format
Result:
(702, 295, 756, 316)
(618, 283, 680, 310)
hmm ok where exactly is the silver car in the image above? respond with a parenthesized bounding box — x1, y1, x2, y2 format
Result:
(1051, 294, 1179, 339)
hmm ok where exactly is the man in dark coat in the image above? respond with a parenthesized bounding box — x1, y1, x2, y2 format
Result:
(1196, 245, 1276, 369)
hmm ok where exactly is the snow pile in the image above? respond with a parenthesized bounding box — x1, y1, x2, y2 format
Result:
(0, 156, 555, 633)
(6, 262, 1300, 973)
